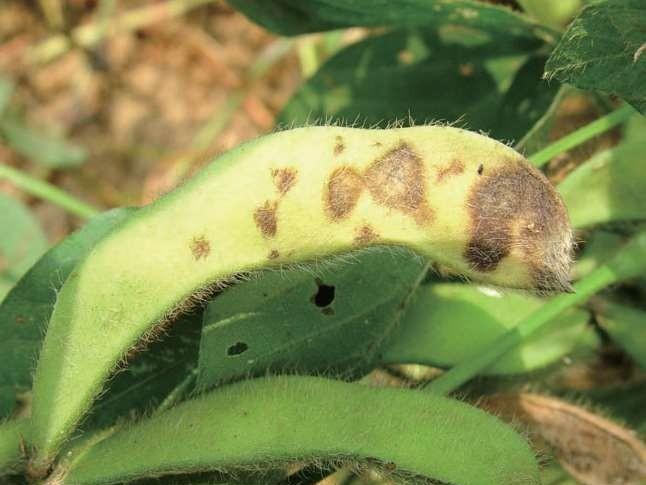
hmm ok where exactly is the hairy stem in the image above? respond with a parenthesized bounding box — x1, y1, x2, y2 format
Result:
(529, 104, 636, 167)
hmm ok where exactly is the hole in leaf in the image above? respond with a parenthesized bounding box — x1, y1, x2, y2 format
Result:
(227, 342, 248, 356)
(311, 279, 335, 308)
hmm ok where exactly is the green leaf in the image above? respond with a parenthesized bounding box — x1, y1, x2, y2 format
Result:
(544, 0, 646, 114)
(279, 29, 557, 141)
(515, 86, 568, 154)
(382, 283, 595, 374)
(558, 141, 646, 228)
(0, 208, 133, 419)
(0, 116, 87, 168)
(228, 0, 557, 42)
(573, 230, 625, 280)
(197, 250, 425, 389)
(65, 376, 540, 485)
(0, 194, 47, 302)
(491, 55, 561, 142)
(594, 300, 646, 368)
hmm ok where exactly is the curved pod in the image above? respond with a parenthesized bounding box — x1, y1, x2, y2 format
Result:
(64, 376, 540, 485)
(30, 126, 572, 463)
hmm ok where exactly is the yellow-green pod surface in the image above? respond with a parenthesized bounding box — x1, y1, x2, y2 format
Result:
(30, 126, 573, 463)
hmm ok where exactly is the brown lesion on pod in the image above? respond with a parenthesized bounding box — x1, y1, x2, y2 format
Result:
(268, 249, 280, 260)
(325, 166, 364, 220)
(253, 168, 298, 239)
(190, 235, 211, 260)
(324, 141, 434, 226)
(464, 160, 573, 292)
(435, 159, 465, 183)
(364, 142, 434, 226)
(254, 201, 278, 238)
(354, 224, 379, 245)
(333, 135, 345, 155)
(271, 167, 297, 196)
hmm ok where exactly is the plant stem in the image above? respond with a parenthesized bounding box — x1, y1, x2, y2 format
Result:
(529, 104, 636, 167)
(0, 163, 98, 219)
(426, 265, 617, 395)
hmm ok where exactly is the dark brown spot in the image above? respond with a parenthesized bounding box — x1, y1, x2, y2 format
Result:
(333, 135, 345, 155)
(465, 161, 572, 291)
(365, 143, 423, 209)
(477, 163, 484, 175)
(465, 226, 511, 272)
(15, 315, 26, 325)
(321, 307, 335, 316)
(271, 167, 297, 196)
(325, 166, 364, 220)
(254, 201, 278, 238)
(190, 236, 211, 260)
(364, 142, 433, 225)
(268, 249, 280, 260)
(384, 462, 397, 472)
(354, 225, 379, 245)
(435, 159, 465, 183)
(459, 63, 475, 77)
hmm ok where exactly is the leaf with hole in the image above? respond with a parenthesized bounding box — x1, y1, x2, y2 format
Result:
(197, 249, 425, 389)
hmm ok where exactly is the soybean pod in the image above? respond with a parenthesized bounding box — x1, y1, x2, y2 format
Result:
(64, 376, 540, 485)
(30, 126, 573, 465)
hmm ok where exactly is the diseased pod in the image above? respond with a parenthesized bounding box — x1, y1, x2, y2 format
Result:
(29, 126, 573, 467)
